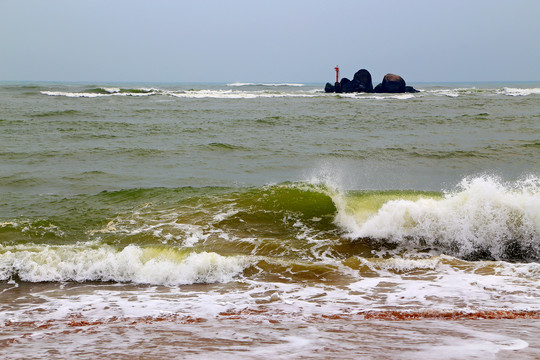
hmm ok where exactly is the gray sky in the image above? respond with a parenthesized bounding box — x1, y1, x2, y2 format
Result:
(1, 0, 539, 83)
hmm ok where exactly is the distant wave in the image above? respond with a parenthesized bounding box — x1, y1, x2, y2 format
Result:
(499, 87, 540, 96)
(32, 109, 82, 117)
(227, 82, 304, 87)
(335, 86, 540, 99)
(205, 142, 250, 151)
(41, 87, 158, 98)
(423, 87, 494, 98)
(40, 85, 540, 99)
(168, 89, 317, 99)
(335, 93, 417, 100)
(424, 87, 540, 98)
(41, 87, 318, 99)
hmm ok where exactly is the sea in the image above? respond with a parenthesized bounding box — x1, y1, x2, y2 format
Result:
(1, 81, 540, 359)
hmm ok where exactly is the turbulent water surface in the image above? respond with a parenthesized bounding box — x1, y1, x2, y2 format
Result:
(1, 82, 540, 359)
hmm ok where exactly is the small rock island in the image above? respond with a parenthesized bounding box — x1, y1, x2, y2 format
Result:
(325, 68, 418, 94)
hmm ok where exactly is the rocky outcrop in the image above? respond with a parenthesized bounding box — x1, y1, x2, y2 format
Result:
(325, 69, 418, 93)
(326, 70, 374, 93)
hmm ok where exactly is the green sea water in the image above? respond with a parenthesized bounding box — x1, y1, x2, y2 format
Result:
(2, 82, 539, 197)
(2, 82, 539, 262)
(1, 82, 540, 358)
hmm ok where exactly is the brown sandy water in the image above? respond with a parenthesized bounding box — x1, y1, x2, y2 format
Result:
(2, 314, 540, 359)
(2, 280, 540, 359)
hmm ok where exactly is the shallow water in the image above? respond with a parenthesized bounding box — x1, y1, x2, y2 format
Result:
(3, 316, 540, 359)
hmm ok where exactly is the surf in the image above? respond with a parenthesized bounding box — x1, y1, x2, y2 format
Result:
(337, 175, 540, 262)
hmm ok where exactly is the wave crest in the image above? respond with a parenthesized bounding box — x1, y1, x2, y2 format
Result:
(226, 83, 304, 87)
(335, 176, 540, 261)
(41, 87, 158, 98)
(499, 87, 540, 97)
(0, 244, 249, 285)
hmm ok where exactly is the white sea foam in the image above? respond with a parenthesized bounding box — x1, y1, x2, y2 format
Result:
(41, 91, 108, 98)
(40, 85, 540, 99)
(334, 93, 417, 100)
(167, 89, 317, 99)
(500, 87, 540, 96)
(41, 86, 318, 99)
(0, 243, 250, 285)
(102, 87, 121, 93)
(41, 90, 157, 98)
(227, 82, 304, 87)
(410, 322, 529, 359)
(425, 87, 494, 97)
(87, 205, 217, 247)
(3, 253, 540, 326)
(1, 220, 66, 238)
(425, 86, 540, 98)
(336, 175, 540, 260)
(430, 89, 460, 97)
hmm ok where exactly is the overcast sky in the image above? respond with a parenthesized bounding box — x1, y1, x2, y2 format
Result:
(1, 0, 539, 83)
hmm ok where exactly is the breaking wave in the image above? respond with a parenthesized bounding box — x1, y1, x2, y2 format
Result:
(336, 176, 540, 262)
(41, 87, 318, 99)
(2, 176, 540, 287)
(41, 87, 158, 98)
(0, 243, 250, 285)
(226, 83, 305, 87)
(499, 87, 540, 97)
(38, 84, 540, 99)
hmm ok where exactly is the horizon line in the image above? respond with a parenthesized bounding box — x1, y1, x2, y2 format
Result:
(1, 79, 540, 85)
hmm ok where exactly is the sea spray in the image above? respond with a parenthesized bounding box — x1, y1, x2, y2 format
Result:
(338, 176, 540, 261)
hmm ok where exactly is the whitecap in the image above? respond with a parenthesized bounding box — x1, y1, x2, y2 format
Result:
(0, 243, 251, 285)
(40, 90, 157, 98)
(332, 93, 417, 100)
(167, 89, 317, 99)
(336, 175, 540, 261)
(227, 82, 304, 87)
(499, 87, 540, 96)
(41, 91, 107, 98)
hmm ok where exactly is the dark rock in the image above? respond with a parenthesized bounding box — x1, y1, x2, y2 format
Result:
(353, 69, 373, 92)
(374, 73, 418, 93)
(334, 81, 342, 93)
(405, 86, 419, 93)
(338, 77, 351, 93)
(342, 79, 361, 93)
(324, 82, 335, 93)
(357, 84, 371, 92)
(381, 73, 406, 93)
